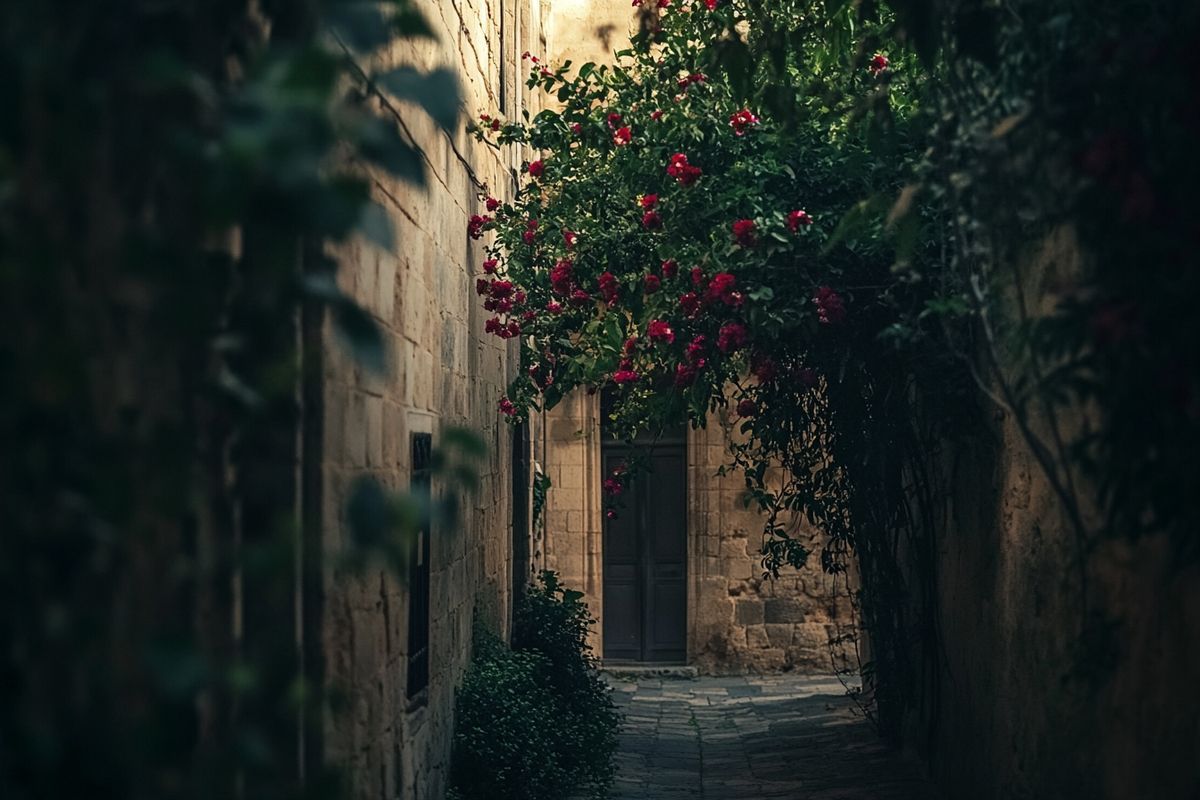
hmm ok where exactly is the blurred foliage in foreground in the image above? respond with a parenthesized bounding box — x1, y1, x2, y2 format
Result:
(0, 1, 468, 797)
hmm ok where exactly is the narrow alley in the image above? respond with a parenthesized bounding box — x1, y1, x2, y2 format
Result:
(608, 675, 937, 800)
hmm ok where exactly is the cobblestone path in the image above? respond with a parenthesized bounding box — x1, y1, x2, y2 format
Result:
(606, 674, 938, 800)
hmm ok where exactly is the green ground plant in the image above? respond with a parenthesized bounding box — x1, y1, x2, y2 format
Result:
(451, 572, 619, 800)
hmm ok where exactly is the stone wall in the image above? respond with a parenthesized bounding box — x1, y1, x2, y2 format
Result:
(687, 412, 854, 674)
(315, 2, 544, 799)
(533, 392, 854, 674)
(915, 231, 1200, 799)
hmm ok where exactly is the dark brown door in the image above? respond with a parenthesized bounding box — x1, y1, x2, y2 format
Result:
(602, 443, 687, 663)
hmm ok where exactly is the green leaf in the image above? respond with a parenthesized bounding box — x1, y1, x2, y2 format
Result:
(376, 66, 462, 130)
(358, 201, 395, 250)
(327, 3, 394, 53)
(357, 117, 426, 185)
(334, 301, 389, 375)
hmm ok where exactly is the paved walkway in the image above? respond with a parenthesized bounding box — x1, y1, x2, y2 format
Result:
(606, 674, 938, 800)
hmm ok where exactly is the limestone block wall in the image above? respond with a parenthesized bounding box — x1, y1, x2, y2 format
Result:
(918, 231, 1200, 799)
(687, 412, 854, 674)
(316, 2, 544, 799)
(534, 391, 854, 674)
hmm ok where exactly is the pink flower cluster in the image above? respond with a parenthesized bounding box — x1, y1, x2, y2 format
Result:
(812, 286, 846, 325)
(717, 321, 748, 353)
(478, 277, 529, 339)
(599, 271, 621, 304)
(468, 214, 491, 240)
(729, 108, 760, 136)
(732, 218, 756, 246)
(647, 319, 676, 344)
(667, 153, 702, 185)
(788, 209, 813, 230)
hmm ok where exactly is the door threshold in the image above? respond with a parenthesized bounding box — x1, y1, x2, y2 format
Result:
(601, 663, 698, 680)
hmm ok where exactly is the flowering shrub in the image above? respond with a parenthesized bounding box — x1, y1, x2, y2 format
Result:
(467, 1, 926, 573)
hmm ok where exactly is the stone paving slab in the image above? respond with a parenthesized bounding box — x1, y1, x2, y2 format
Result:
(604, 674, 939, 800)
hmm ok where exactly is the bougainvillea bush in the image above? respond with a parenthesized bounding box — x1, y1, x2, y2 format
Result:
(468, 1, 952, 575)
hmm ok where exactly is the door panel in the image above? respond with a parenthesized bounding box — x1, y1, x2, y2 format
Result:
(602, 445, 687, 663)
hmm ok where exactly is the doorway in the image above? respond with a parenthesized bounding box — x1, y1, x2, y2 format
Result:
(601, 423, 687, 663)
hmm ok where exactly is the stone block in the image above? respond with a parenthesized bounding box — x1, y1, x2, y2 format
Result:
(734, 599, 764, 625)
(764, 597, 808, 624)
(745, 624, 769, 649)
(765, 623, 794, 648)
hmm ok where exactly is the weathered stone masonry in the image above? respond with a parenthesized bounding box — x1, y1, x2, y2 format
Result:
(316, 2, 544, 799)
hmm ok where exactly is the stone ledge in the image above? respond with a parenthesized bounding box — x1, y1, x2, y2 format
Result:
(602, 664, 700, 680)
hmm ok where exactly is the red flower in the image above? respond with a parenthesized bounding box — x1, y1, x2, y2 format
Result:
(485, 197, 501, 212)
(667, 153, 702, 186)
(674, 363, 698, 387)
(685, 335, 706, 362)
(489, 279, 514, 299)
(717, 322, 748, 353)
(705, 272, 743, 307)
(869, 53, 889, 76)
(812, 286, 846, 325)
(729, 108, 760, 136)
(468, 214, 491, 239)
(499, 397, 517, 416)
(660, 259, 679, 279)
(677, 73, 707, 89)
(527, 160, 545, 178)
(490, 118, 501, 131)
(546, 300, 564, 314)
(523, 229, 536, 245)
(623, 337, 639, 354)
(571, 122, 583, 135)
(690, 267, 705, 288)
(476, 278, 490, 295)
(732, 218, 756, 246)
(750, 353, 777, 383)
(563, 229, 578, 249)
(550, 259, 574, 295)
(613, 126, 633, 146)
(613, 369, 639, 385)
(703, 0, 718, 8)
(737, 398, 757, 417)
(788, 209, 814, 231)
(679, 291, 701, 317)
(607, 112, 623, 129)
(606, 509, 618, 520)
(603, 477, 624, 495)
(485, 317, 502, 335)
(640, 194, 659, 208)
(482, 258, 499, 274)
(570, 289, 591, 306)
(642, 209, 663, 230)
(651, 109, 664, 121)
(644, 274, 662, 293)
(599, 271, 620, 303)
(647, 320, 675, 344)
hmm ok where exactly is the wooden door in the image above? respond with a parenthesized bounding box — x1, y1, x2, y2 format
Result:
(602, 443, 687, 663)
